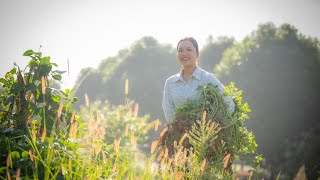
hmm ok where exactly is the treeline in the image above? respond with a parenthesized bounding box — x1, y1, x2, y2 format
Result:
(74, 22, 320, 179)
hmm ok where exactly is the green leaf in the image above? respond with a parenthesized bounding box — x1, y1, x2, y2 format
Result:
(52, 74, 62, 81)
(51, 63, 58, 67)
(60, 90, 68, 97)
(0, 166, 7, 173)
(73, 97, 78, 103)
(10, 151, 20, 160)
(4, 96, 14, 105)
(40, 56, 51, 65)
(40, 64, 52, 76)
(10, 68, 17, 74)
(29, 102, 37, 111)
(0, 78, 6, 84)
(23, 49, 34, 56)
(21, 151, 29, 160)
(28, 59, 39, 67)
(51, 95, 61, 102)
(35, 52, 42, 57)
(11, 82, 24, 94)
(26, 83, 37, 91)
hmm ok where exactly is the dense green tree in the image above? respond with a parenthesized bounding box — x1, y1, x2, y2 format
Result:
(199, 36, 234, 71)
(214, 22, 320, 179)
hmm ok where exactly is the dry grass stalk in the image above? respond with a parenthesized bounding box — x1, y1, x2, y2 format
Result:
(57, 102, 63, 118)
(160, 127, 168, 137)
(16, 168, 21, 179)
(154, 119, 159, 131)
(183, 148, 187, 159)
(151, 140, 158, 154)
(167, 158, 173, 169)
(276, 170, 281, 180)
(125, 79, 129, 95)
(41, 76, 46, 95)
(61, 166, 66, 176)
(114, 139, 120, 153)
(70, 111, 75, 124)
(73, 121, 78, 138)
(6, 154, 11, 167)
(164, 148, 169, 158)
(200, 159, 206, 172)
(144, 121, 154, 133)
(174, 141, 177, 148)
(174, 150, 181, 165)
(6, 170, 11, 180)
(127, 107, 132, 118)
(294, 165, 307, 180)
(133, 103, 139, 117)
(69, 123, 74, 138)
(179, 133, 188, 146)
(41, 129, 46, 143)
(125, 124, 129, 136)
(29, 150, 34, 162)
(202, 111, 207, 122)
(174, 172, 185, 180)
(84, 93, 89, 107)
(223, 153, 231, 168)
(248, 170, 253, 180)
(112, 163, 117, 172)
(157, 150, 164, 161)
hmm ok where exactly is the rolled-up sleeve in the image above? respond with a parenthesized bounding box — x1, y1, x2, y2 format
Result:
(162, 79, 174, 122)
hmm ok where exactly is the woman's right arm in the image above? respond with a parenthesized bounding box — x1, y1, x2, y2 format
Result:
(162, 79, 174, 122)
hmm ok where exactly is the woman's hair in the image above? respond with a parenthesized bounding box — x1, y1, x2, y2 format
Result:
(176, 37, 199, 56)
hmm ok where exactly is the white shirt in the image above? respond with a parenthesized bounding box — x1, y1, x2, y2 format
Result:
(162, 66, 235, 121)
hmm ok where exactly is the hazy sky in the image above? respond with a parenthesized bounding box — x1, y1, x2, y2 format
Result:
(1, 0, 319, 89)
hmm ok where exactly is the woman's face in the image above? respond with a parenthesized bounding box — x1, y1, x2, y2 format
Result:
(177, 40, 198, 68)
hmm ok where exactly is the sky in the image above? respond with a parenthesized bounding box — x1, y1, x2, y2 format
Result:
(1, 0, 319, 89)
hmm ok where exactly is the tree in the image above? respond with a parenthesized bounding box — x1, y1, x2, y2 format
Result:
(199, 36, 234, 72)
(214, 22, 320, 179)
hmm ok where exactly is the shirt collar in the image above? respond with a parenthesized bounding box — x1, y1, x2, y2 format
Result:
(173, 66, 202, 82)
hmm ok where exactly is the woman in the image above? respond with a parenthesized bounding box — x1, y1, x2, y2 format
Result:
(162, 37, 235, 122)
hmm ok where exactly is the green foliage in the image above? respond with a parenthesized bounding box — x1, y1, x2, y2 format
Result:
(199, 36, 234, 72)
(0, 50, 155, 179)
(0, 49, 76, 133)
(214, 22, 320, 179)
(0, 50, 78, 179)
(156, 82, 261, 179)
(188, 119, 223, 162)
